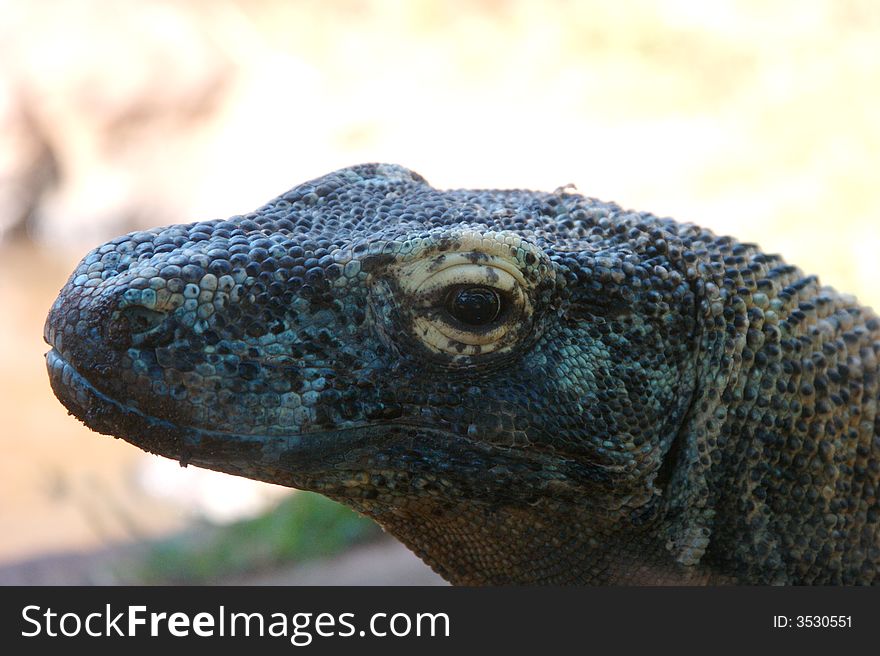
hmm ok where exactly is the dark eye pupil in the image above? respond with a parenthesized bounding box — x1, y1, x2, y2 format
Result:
(447, 287, 501, 326)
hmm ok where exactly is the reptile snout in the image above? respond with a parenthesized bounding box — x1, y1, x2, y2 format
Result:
(44, 283, 125, 405)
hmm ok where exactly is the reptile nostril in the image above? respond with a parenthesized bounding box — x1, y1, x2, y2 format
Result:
(119, 305, 167, 333)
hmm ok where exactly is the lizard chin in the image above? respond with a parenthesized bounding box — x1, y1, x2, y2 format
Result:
(46, 346, 288, 481)
(46, 346, 610, 512)
(46, 347, 588, 504)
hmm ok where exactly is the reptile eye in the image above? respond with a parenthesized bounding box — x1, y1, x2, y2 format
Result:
(385, 240, 548, 358)
(446, 286, 502, 326)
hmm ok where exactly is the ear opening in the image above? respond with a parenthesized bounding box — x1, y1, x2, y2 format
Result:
(663, 471, 713, 565)
(658, 411, 718, 567)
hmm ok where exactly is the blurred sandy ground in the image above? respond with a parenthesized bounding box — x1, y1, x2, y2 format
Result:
(0, 0, 878, 576)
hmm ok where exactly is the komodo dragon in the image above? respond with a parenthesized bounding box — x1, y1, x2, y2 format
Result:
(44, 163, 879, 585)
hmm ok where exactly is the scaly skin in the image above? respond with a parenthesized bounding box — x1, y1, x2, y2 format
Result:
(44, 164, 879, 584)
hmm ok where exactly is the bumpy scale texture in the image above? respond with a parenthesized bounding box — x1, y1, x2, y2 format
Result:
(45, 163, 879, 584)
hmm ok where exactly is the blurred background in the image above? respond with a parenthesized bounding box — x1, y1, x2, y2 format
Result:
(0, 0, 878, 584)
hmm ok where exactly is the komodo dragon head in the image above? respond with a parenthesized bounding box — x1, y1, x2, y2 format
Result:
(45, 164, 879, 584)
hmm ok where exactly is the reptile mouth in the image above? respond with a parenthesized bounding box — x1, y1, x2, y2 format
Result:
(46, 347, 267, 466)
(45, 347, 508, 489)
(46, 349, 606, 502)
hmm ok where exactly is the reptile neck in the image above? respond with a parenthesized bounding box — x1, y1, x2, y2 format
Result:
(346, 496, 712, 585)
